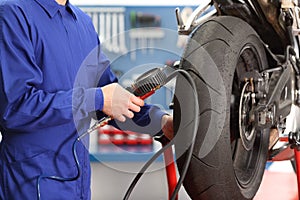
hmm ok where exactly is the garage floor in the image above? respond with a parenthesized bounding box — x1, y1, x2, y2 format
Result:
(91, 160, 298, 200)
(90, 162, 190, 200)
(254, 161, 298, 200)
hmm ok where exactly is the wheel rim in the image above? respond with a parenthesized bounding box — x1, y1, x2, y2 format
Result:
(239, 81, 256, 151)
(230, 45, 264, 188)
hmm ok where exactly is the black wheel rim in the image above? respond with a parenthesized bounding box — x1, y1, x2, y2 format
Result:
(230, 45, 264, 188)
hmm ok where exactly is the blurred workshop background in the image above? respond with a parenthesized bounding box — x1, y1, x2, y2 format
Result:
(0, 0, 298, 199)
(69, 1, 298, 199)
(70, 1, 197, 199)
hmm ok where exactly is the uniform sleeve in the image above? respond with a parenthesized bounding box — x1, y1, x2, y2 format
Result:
(0, 4, 104, 132)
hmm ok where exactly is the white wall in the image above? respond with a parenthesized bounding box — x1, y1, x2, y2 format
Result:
(70, 0, 200, 6)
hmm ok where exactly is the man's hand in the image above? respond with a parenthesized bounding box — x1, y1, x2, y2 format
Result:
(101, 83, 144, 122)
(161, 115, 174, 140)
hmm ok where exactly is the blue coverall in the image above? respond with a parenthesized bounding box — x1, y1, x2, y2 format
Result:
(0, 0, 165, 199)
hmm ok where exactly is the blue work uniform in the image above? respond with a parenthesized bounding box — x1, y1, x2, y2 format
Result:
(0, 0, 165, 199)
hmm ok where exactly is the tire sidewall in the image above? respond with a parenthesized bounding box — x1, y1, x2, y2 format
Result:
(175, 16, 269, 199)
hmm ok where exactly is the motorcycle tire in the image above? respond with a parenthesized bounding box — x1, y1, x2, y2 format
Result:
(174, 16, 270, 200)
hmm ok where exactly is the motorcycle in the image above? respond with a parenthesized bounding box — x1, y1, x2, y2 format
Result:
(173, 0, 300, 199)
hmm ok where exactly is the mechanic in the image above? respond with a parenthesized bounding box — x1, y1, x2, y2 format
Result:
(0, 0, 173, 199)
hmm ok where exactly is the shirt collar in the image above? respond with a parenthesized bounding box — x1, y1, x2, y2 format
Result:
(67, 3, 78, 20)
(34, 0, 77, 20)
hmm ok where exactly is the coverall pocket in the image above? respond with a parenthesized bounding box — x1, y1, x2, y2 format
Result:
(4, 150, 78, 200)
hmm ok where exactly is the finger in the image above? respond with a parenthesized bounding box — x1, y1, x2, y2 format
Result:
(128, 101, 141, 113)
(115, 114, 126, 122)
(124, 110, 134, 119)
(130, 95, 144, 107)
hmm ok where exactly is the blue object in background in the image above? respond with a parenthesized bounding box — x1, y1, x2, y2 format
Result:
(79, 5, 195, 110)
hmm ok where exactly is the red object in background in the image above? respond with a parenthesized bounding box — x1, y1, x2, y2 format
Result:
(294, 149, 300, 198)
(138, 133, 153, 145)
(111, 134, 125, 145)
(98, 133, 111, 145)
(164, 146, 178, 200)
(125, 131, 139, 145)
(98, 126, 153, 146)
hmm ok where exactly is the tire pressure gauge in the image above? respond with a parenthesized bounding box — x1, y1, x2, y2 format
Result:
(129, 67, 168, 97)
